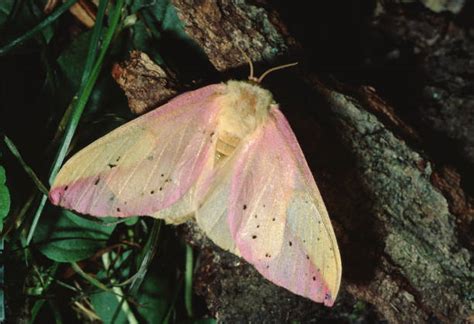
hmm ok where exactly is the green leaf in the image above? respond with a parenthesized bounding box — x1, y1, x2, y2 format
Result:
(147, 0, 170, 22)
(130, 0, 155, 14)
(130, 19, 156, 50)
(124, 216, 139, 226)
(134, 269, 173, 323)
(192, 320, 217, 324)
(0, 165, 11, 231)
(160, 1, 186, 35)
(91, 228, 180, 323)
(88, 250, 133, 323)
(145, 0, 187, 38)
(90, 291, 129, 324)
(34, 210, 116, 262)
(57, 31, 93, 90)
(133, 228, 186, 323)
(92, 234, 174, 323)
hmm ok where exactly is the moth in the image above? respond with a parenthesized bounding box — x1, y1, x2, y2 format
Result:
(49, 62, 342, 306)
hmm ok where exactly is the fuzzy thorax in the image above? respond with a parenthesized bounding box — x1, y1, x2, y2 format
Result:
(215, 81, 274, 157)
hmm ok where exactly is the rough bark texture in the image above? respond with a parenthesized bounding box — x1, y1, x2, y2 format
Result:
(116, 0, 473, 322)
(170, 0, 298, 71)
(321, 86, 471, 323)
(111, 51, 179, 114)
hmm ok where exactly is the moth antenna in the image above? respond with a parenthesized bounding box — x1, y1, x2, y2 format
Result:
(257, 62, 298, 83)
(237, 46, 255, 81)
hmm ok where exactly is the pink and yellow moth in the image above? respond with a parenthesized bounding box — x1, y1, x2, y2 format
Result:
(49, 62, 342, 306)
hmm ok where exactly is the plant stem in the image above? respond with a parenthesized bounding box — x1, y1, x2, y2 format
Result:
(185, 244, 194, 317)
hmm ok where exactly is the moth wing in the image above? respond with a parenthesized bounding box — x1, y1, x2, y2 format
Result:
(50, 84, 223, 221)
(195, 159, 237, 252)
(196, 107, 341, 306)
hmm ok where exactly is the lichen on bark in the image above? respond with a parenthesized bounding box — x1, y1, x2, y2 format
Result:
(326, 90, 473, 322)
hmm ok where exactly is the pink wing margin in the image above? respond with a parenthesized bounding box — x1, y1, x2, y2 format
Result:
(49, 84, 223, 218)
(225, 108, 342, 306)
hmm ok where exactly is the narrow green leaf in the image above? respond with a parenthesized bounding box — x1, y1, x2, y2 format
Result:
(49, 0, 115, 184)
(0, 0, 77, 56)
(30, 299, 46, 324)
(129, 220, 161, 295)
(185, 244, 194, 317)
(71, 262, 111, 291)
(3, 135, 48, 195)
(26, 0, 125, 246)
(0, 165, 10, 231)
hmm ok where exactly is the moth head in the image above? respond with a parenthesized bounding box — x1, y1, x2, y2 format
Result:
(214, 51, 298, 161)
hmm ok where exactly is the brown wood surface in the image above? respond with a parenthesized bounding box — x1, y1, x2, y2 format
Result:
(114, 1, 473, 322)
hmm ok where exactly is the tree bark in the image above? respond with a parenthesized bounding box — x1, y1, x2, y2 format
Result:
(115, 1, 473, 322)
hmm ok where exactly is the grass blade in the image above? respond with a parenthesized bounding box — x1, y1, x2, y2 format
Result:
(49, 0, 123, 183)
(185, 244, 194, 317)
(26, 0, 125, 246)
(3, 135, 48, 195)
(128, 220, 161, 295)
(0, 0, 77, 56)
(71, 262, 110, 292)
